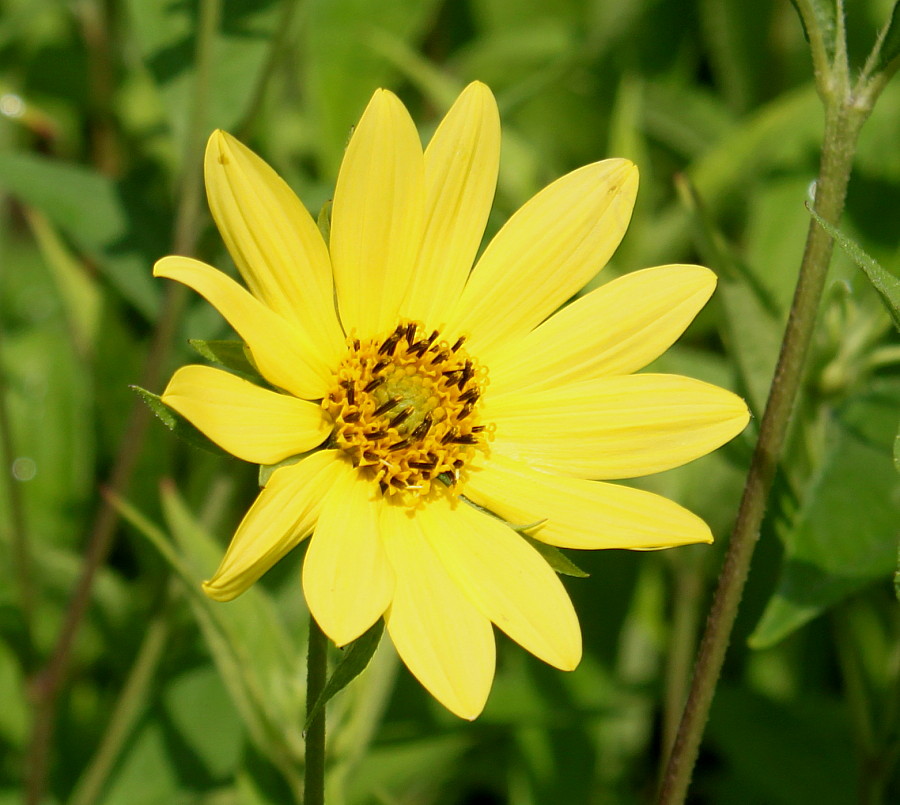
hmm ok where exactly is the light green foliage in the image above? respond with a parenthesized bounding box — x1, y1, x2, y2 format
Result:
(1, 0, 899, 803)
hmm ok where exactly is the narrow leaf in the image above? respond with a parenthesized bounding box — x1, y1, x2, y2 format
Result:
(807, 203, 900, 331)
(304, 620, 385, 733)
(878, 0, 900, 71)
(131, 385, 228, 456)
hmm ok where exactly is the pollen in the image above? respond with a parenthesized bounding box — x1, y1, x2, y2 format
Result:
(324, 322, 492, 501)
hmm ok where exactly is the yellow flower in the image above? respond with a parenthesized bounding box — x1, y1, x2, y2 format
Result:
(156, 82, 749, 719)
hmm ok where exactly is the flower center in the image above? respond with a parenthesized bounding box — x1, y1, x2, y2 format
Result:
(324, 322, 491, 501)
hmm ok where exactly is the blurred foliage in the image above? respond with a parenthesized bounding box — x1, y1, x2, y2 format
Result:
(0, 0, 898, 803)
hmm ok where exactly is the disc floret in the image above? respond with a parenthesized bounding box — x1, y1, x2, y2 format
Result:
(324, 322, 491, 501)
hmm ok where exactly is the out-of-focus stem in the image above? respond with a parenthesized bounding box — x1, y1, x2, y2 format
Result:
(0, 321, 35, 665)
(24, 0, 221, 802)
(305, 615, 328, 805)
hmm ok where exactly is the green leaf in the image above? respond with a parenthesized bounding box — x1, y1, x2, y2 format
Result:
(125, 0, 283, 152)
(0, 152, 161, 318)
(750, 381, 900, 648)
(877, 0, 900, 71)
(130, 385, 228, 456)
(519, 533, 589, 578)
(807, 203, 900, 331)
(304, 620, 385, 732)
(303, 0, 444, 174)
(189, 338, 262, 380)
(788, 0, 836, 59)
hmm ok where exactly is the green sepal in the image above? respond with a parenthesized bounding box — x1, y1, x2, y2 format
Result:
(131, 385, 228, 456)
(258, 452, 316, 487)
(317, 200, 332, 243)
(518, 532, 590, 578)
(303, 619, 384, 734)
(189, 339, 263, 381)
(807, 203, 900, 332)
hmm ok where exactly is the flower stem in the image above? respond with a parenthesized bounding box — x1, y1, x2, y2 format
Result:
(305, 614, 328, 805)
(656, 68, 871, 805)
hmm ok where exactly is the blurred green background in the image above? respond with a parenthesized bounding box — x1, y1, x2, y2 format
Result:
(1, 0, 898, 802)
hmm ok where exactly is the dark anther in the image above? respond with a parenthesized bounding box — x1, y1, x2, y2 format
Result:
(364, 376, 385, 392)
(379, 480, 388, 495)
(441, 427, 458, 445)
(388, 439, 410, 451)
(363, 450, 379, 462)
(390, 477, 407, 489)
(430, 350, 449, 365)
(343, 411, 362, 423)
(366, 429, 388, 440)
(453, 458, 465, 468)
(450, 434, 478, 445)
(441, 369, 460, 379)
(373, 397, 401, 417)
(405, 322, 417, 345)
(409, 458, 437, 470)
(372, 359, 391, 374)
(460, 402, 475, 419)
(451, 336, 466, 352)
(458, 361, 474, 388)
(352, 338, 361, 350)
(471, 425, 486, 432)
(410, 412, 432, 440)
(389, 406, 413, 428)
(458, 388, 480, 404)
(378, 327, 403, 356)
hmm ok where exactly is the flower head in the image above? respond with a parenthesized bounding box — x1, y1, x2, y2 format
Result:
(156, 82, 749, 719)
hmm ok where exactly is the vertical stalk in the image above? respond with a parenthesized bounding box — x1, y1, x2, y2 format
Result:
(305, 614, 328, 805)
(657, 97, 867, 805)
(0, 322, 35, 666)
(24, 1, 221, 802)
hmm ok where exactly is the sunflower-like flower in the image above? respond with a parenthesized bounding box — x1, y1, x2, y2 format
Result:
(156, 82, 749, 719)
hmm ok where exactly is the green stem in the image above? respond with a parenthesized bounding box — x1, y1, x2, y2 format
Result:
(656, 66, 872, 805)
(660, 549, 705, 769)
(305, 614, 328, 805)
(68, 586, 174, 805)
(235, 0, 303, 142)
(24, 1, 221, 802)
(0, 321, 35, 666)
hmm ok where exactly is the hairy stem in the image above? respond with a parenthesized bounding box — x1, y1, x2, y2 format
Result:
(657, 78, 871, 805)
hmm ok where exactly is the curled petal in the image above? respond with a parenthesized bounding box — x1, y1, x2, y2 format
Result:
(162, 364, 330, 464)
(154, 256, 334, 399)
(203, 451, 347, 601)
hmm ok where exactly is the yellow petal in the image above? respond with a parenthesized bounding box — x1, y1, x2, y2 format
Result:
(420, 496, 581, 670)
(486, 374, 750, 479)
(382, 501, 495, 720)
(489, 265, 717, 395)
(161, 365, 331, 464)
(302, 467, 395, 646)
(330, 89, 425, 338)
(203, 451, 347, 601)
(154, 256, 334, 399)
(443, 159, 638, 362)
(205, 131, 345, 365)
(400, 82, 500, 326)
(465, 453, 713, 549)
